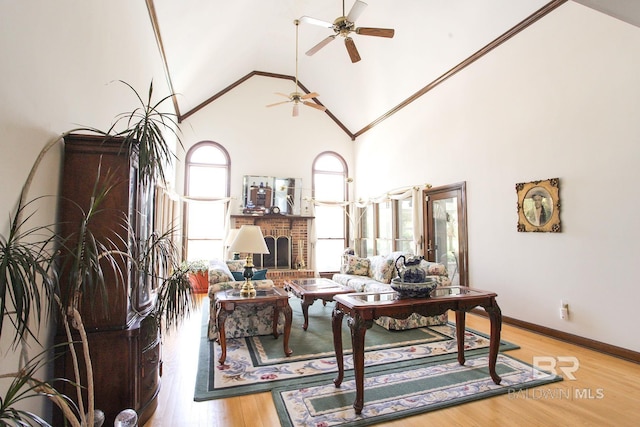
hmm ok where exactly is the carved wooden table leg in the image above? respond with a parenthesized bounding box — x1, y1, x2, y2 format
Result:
(272, 304, 281, 339)
(455, 310, 466, 366)
(485, 298, 503, 384)
(349, 313, 371, 415)
(216, 301, 230, 364)
(281, 301, 293, 357)
(332, 307, 345, 388)
(300, 296, 313, 330)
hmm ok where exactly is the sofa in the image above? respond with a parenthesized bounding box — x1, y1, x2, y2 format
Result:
(332, 251, 452, 330)
(207, 259, 284, 341)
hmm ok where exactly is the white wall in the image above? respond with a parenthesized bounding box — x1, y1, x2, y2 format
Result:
(177, 75, 354, 215)
(354, 2, 640, 351)
(0, 0, 170, 420)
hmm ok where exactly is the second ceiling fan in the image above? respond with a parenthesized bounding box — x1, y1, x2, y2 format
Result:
(301, 0, 395, 63)
(266, 19, 326, 117)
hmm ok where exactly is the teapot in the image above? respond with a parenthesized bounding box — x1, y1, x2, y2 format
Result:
(395, 255, 427, 283)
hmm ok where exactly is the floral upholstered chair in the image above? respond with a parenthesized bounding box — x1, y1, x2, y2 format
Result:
(207, 259, 284, 341)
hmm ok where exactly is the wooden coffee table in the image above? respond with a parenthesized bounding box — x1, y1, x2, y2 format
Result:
(215, 286, 293, 364)
(284, 278, 351, 330)
(332, 286, 502, 414)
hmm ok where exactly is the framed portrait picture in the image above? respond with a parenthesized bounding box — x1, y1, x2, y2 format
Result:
(516, 178, 561, 232)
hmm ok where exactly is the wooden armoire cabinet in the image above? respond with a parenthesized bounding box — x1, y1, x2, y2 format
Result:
(54, 134, 161, 426)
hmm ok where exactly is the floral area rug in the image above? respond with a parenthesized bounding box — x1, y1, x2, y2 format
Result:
(273, 354, 563, 427)
(194, 298, 518, 401)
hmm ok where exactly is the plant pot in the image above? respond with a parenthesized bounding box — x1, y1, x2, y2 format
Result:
(189, 271, 209, 293)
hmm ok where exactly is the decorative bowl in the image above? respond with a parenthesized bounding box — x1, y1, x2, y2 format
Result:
(390, 277, 437, 299)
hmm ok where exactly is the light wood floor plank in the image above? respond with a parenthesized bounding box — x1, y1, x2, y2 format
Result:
(144, 297, 640, 426)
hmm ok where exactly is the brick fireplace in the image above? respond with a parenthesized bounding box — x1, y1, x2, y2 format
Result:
(231, 214, 315, 286)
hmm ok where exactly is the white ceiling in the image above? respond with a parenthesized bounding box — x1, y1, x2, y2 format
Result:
(151, 0, 639, 135)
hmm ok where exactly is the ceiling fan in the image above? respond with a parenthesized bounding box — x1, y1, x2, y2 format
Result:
(300, 0, 395, 63)
(266, 19, 327, 117)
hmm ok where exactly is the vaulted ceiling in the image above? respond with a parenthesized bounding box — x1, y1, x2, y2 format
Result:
(149, 0, 639, 138)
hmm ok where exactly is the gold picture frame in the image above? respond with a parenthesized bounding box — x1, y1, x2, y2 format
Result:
(516, 178, 561, 232)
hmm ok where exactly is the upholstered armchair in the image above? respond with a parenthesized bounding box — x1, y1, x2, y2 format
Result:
(207, 260, 284, 341)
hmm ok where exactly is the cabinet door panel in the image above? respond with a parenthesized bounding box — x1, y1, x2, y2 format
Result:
(60, 135, 133, 329)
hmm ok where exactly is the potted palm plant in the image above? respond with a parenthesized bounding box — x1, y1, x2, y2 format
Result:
(0, 80, 191, 426)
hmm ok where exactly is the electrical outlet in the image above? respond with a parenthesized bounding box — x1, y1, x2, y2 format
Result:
(560, 300, 569, 320)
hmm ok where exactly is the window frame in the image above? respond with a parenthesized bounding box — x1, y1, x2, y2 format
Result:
(395, 194, 414, 253)
(183, 141, 230, 261)
(312, 151, 348, 273)
(358, 193, 415, 256)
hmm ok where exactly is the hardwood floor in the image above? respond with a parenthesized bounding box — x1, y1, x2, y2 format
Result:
(144, 295, 640, 426)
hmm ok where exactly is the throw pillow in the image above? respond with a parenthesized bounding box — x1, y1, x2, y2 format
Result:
(208, 268, 233, 285)
(208, 259, 234, 284)
(344, 255, 370, 276)
(369, 255, 394, 284)
(252, 269, 267, 280)
(231, 271, 245, 281)
(419, 260, 448, 276)
(225, 259, 246, 272)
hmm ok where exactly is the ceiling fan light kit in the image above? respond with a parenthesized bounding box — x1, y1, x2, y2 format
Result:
(301, 0, 395, 63)
(266, 19, 326, 117)
(267, 1, 394, 116)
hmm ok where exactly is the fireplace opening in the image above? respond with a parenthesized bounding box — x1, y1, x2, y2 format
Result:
(253, 235, 291, 269)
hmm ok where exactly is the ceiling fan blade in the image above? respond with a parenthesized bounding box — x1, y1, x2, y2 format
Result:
(299, 15, 333, 28)
(306, 35, 336, 56)
(292, 103, 299, 117)
(301, 92, 320, 100)
(275, 92, 291, 98)
(347, 0, 368, 23)
(303, 101, 327, 112)
(266, 100, 290, 108)
(356, 27, 395, 38)
(345, 37, 361, 63)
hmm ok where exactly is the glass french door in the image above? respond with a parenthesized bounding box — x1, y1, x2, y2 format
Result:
(423, 182, 468, 287)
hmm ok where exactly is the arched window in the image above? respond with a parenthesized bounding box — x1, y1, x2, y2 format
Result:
(184, 141, 230, 261)
(312, 152, 348, 272)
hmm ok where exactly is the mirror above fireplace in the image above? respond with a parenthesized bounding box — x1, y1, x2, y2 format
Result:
(243, 175, 302, 215)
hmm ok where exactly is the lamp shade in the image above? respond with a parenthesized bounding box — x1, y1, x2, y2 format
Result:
(228, 225, 270, 254)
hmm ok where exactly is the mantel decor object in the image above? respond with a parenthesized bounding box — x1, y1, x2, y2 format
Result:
(228, 225, 270, 297)
(516, 178, 561, 232)
(242, 175, 302, 215)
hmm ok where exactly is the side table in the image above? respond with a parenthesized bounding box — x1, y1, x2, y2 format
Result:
(332, 286, 502, 414)
(215, 287, 293, 364)
(284, 278, 351, 330)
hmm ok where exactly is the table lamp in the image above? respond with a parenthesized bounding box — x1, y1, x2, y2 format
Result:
(228, 225, 270, 297)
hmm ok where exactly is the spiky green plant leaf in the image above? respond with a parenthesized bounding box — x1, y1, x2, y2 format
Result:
(0, 344, 80, 426)
(155, 265, 195, 334)
(0, 198, 55, 348)
(111, 80, 183, 187)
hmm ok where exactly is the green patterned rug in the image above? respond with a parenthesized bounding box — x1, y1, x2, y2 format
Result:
(194, 298, 518, 401)
(273, 353, 562, 427)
